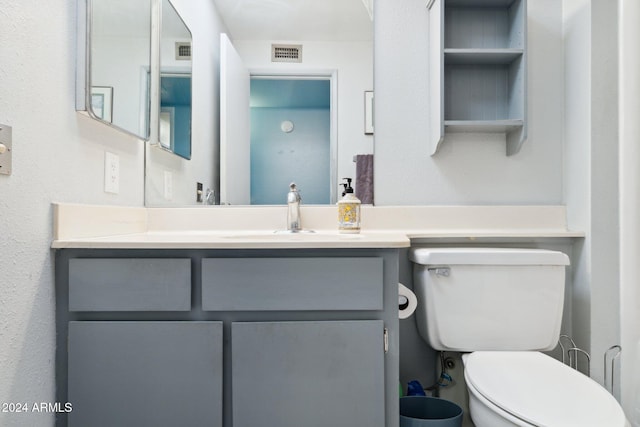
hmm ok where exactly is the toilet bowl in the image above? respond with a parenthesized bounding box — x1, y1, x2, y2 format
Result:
(462, 351, 629, 427)
(409, 248, 630, 427)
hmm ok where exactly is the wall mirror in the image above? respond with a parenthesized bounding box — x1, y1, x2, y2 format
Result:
(158, 0, 193, 160)
(77, 0, 192, 160)
(77, 0, 152, 139)
(144, 0, 374, 206)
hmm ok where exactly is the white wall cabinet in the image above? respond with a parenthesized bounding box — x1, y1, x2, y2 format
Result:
(429, 0, 527, 155)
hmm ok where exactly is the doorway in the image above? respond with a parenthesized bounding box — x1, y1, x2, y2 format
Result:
(249, 76, 334, 205)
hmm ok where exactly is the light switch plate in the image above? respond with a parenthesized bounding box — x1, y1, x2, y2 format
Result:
(0, 124, 13, 176)
(104, 151, 119, 194)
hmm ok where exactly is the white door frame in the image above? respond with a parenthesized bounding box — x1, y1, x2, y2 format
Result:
(250, 69, 339, 204)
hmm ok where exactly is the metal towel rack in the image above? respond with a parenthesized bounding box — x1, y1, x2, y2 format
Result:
(557, 337, 623, 401)
(558, 334, 591, 375)
(604, 345, 622, 396)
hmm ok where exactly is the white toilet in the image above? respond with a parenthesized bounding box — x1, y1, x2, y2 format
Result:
(409, 247, 630, 427)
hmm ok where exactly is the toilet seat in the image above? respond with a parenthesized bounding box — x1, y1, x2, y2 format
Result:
(463, 351, 627, 427)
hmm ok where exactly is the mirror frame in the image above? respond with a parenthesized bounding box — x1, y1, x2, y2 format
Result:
(154, 0, 193, 160)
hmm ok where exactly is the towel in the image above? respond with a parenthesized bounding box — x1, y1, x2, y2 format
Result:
(355, 154, 374, 204)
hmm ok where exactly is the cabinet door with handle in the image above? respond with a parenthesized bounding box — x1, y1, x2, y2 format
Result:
(68, 321, 223, 427)
(232, 320, 385, 427)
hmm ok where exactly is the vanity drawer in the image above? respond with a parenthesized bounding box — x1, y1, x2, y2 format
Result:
(68, 258, 191, 311)
(201, 257, 383, 311)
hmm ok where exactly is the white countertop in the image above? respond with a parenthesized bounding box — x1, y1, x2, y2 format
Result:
(51, 229, 410, 249)
(51, 203, 584, 249)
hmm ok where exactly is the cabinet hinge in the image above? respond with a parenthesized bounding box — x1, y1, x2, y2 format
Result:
(384, 327, 389, 353)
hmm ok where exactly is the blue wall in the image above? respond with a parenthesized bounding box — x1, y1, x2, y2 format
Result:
(161, 75, 192, 159)
(250, 78, 331, 205)
(251, 108, 330, 204)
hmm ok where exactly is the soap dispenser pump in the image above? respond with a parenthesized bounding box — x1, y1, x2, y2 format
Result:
(338, 178, 361, 234)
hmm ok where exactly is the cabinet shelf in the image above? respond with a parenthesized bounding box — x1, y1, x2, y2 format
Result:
(444, 1, 524, 50)
(428, 0, 527, 155)
(444, 49, 523, 65)
(444, 119, 524, 133)
(444, 60, 524, 122)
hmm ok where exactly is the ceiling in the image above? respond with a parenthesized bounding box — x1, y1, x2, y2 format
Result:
(212, 0, 373, 42)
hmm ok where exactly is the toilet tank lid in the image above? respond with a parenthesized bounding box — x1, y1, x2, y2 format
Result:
(409, 248, 570, 266)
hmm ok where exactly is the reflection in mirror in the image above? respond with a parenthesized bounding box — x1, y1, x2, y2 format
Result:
(156, 0, 192, 159)
(217, 0, 373, 206)
(159, 74, 192, 158)
(144, 0, 373, 206)
(89, 0, 152, 138)
(145, 0, 218, 207)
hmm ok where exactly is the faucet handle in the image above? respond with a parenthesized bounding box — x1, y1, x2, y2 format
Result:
(287, 182, 301, 203)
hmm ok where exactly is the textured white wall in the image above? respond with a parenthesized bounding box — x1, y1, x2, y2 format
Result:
(588, 0, 621, 389)
(563, 0, 592, 379)
(374, 0, 565, 205)
(619, 0, 640, 423)
(564, 0, 623, 391)
(0, 1, 145, 426)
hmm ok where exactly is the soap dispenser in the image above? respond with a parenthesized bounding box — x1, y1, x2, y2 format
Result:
(338, 178, 361, 234)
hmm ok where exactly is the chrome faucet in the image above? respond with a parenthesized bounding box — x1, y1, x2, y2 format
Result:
(287, 182, 302, 232)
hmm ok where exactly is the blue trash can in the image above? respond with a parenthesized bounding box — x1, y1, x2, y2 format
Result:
(399, 396, 463, 427)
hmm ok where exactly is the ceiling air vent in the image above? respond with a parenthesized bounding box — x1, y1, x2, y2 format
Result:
(272, 44, 302, 63)
(175, 42, 191, 60)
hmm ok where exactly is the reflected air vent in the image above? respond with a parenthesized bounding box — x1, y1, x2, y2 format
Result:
(175, 42, 191, 60)
(272, 44, 302, 63)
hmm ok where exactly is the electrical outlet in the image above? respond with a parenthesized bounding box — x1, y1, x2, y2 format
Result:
(164, 171, 173, 200)
(0, 124, 13, 176)
(196, 182, 203, 203)
(104, 152, 119, 194)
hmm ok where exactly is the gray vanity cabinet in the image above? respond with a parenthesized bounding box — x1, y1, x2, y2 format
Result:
(55, 248, 400, 427)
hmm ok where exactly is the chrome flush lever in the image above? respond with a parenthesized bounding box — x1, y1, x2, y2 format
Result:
(428, 267, 450, 277)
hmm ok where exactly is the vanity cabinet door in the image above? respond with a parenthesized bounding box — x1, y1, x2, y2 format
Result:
(68, 258, 191, 311)
(202, 257, 383, 311)
(231, 320, 385, 427)
(68, 321, 223, 427)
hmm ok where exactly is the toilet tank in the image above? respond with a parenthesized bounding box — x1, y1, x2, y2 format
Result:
(409, 248, 570, 352)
